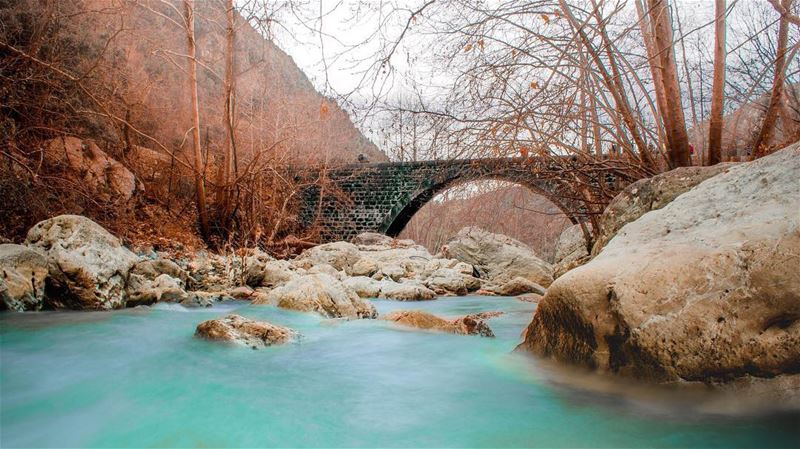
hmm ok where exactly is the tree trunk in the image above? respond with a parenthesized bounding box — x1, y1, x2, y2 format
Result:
(753, 0, 793, 158)
(184, 0, 209, 238)
(215, 0, 236, 232)
(708, 0, 727, 165)
(635, 0, 669, 153)
(647, 0, 691, 168)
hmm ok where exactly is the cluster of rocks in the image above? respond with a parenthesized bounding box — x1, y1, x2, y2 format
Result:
(1, 214, 552, 348)
(0, 215, 232, 312)
(517, 144, 800, 386)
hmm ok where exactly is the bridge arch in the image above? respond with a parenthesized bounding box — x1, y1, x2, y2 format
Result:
(382, 176, 576, 237)
(299, 157, 602, 243)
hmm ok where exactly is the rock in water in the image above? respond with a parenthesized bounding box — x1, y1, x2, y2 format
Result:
(253, 273, 377, 319)
(195, 314, 297, 349)
(518, 145, 800, 382)
(25, 215, 139, 310)
(591, 163, 733, 255)
(492, 277, 546, 296)
(382, 310, 497, 337)
(0, 244, 49, 311)
(442, 227, 553, 288)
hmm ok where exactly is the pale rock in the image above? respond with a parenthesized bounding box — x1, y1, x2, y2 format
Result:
(442, 227, 553, 287)
(307, 263, 344, 279)
(253, 273, 377, 319)
(375, 263, 407, 281)
(378, 280, 436, 301)
(25, 215, 138, 310)
(0, 244, 48, 311)
(424, 267, 475, 296)
(297, 241, 361, 272)
(343, 276, 382, 298)
(229, 286, 255, 299)
(518, 145, 800, 382)
(553, 224, 592, 278)
(592, 163, 734, 255)
(351, 232, 393, 246)
(127, 273, 188, 306)
(350, 257, 378, 277)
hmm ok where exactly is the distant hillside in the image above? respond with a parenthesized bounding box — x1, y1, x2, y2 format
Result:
(78, 0, 387, 165)
(400, 184, 571, 262)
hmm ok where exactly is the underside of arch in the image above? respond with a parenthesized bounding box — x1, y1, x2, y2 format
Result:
(381, 176, 578, 238)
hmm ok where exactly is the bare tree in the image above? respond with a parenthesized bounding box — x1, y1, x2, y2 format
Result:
(183, 0, 210, 238)
(645, 0, 690, 167)
(707, 0, 727, 165)
(215, 0, 237, 234)
(753, 0, 795, 157)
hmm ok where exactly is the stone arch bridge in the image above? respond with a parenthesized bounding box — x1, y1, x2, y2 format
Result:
(297, 157, 620, 243)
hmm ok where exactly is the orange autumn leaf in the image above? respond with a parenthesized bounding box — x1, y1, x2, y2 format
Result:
(529, 81, 540, 89)
(319, 102, 330, 120)
(541, 14, 550, 24)
(464, 43, 473, 52)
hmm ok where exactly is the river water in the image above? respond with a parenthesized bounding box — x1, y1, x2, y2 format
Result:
(1, 296, 797, 448)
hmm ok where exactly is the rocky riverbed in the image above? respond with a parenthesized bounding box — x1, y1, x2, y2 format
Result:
(2, 144, 799, 398)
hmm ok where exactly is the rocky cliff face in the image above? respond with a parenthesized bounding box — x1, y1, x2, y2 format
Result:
(63, 0, 387, 165)
(518, 143, 800, 383)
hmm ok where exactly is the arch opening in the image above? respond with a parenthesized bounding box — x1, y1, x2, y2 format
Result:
(390, 179, 572, 261)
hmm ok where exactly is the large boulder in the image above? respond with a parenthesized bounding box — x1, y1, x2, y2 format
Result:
(592, 163, 733, 255)
(297, 241, 361, 273)
(126, 258, 190, 306)
(382, 310, 496, 337)
(553, 223, 592, 278)
(424, 267, 479, 296)
(351, 232, 393, 246)
(195, 314, 297, 349)
(442, 227, 553, 287)
(245, 259, 298, 288)
(44, 137, 136, 202)
(0, 244, 49, 311)
(253, 273, 377, 319)
(183, 251, 237, 292)
(350, 257, 378, 277)
(25, 215, 138, 310)
(241, 249, 276, 287)
(127, 273, 188, 306)
(518, 146, 800, 382)
(355, 237, 434, 278)
(377, 280, 436, 301)
(343, 276, 383, 298)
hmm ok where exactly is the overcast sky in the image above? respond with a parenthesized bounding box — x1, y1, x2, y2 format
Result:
(265, 0, 723, 97)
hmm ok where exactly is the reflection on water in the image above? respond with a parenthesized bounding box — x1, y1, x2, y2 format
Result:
(1, 296, 798, 448)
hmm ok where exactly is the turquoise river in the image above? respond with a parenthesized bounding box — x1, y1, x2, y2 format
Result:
(1, 296, 798, 448)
